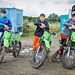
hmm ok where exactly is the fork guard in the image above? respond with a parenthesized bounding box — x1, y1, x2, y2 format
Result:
(44, 39, 50, 49)
(4, 39, 10, 48)
(3, 31, 12, 48)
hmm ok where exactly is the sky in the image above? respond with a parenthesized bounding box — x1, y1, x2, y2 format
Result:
(0, 0, 75, 16)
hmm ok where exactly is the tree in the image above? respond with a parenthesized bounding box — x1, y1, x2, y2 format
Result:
(48, 13, 59, 23)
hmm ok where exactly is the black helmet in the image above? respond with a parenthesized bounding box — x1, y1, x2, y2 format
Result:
(0, 8, 6, 14)
(40, 13, 45, 17)
(71, 5, 75, 16)
(72, 5, 75, 11)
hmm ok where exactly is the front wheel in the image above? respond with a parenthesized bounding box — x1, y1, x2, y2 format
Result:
(51, 51, 60, 62)
(62, 47, 75, 69)
(32, 44, 47, 69)
(13, 41, 21, 57)
(0, 47, 6, 63)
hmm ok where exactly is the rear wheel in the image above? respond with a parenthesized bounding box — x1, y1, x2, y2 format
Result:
(13, 41, 21, 57)
(32, 44, 47, 69)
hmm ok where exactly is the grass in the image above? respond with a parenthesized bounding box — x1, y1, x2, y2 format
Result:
(21, 31, 34, 40)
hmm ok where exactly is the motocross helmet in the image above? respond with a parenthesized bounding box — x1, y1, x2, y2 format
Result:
(71, 5, 75, 17)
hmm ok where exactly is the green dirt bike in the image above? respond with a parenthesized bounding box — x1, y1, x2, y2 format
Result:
(0, 24, 21, 63)
(62, 24, 75, 69)
(32, 30, 52, 69)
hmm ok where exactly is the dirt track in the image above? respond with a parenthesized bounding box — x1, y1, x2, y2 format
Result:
(0, 39, 75, 75)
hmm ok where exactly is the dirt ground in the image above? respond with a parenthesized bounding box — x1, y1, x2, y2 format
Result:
(0, 39, 75, 75)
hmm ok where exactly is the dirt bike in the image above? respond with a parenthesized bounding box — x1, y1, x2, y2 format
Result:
(32, 30, 52, 69)
(62, 24, 75, 69)
(0, 24, 21, 63)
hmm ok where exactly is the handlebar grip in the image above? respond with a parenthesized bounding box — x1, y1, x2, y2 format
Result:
(0, 23, 5, 28)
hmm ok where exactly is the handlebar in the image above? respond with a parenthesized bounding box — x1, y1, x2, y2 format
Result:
(65, 23, 75, 30)
(0, 23, 5, 29)
(69, 25, 75, 30)
(0, 23, 10, 31)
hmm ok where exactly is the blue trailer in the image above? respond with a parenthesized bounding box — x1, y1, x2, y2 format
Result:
(60, 15, 69, 32)
(5, 8, 23, 33)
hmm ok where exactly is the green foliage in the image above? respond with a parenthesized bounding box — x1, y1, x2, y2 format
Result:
(23, 16, 37, 22)
(23, 13, 60, 37)
(48, 13, 59, 23)
(23, 16, 36, 35)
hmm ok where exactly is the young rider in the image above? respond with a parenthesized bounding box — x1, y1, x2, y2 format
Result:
(0, 8, 12, 41)
(32, 13, 49, 53)
(52, 5, 75, 62)
(59, 5, 75, 58)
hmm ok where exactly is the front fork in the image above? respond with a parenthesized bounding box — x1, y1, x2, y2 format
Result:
(4, 36, 13, 48)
